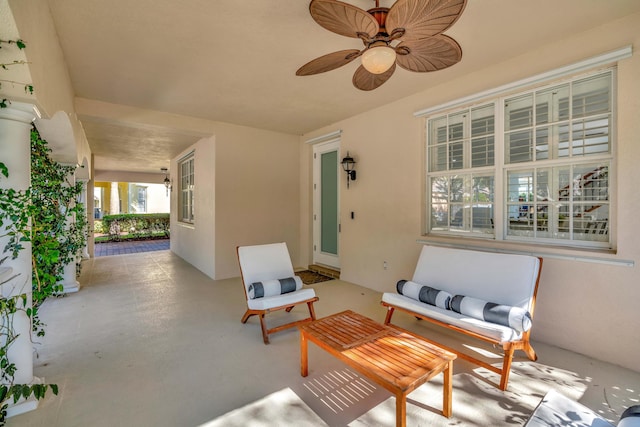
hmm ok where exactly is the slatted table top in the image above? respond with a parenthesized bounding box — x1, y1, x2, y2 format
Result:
(299, 310, 456, 393)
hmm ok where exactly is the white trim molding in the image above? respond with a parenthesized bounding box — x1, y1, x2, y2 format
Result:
(414, 46, 632, 118)
(417, 240, 634, 267)
(305, 130, 342, 145)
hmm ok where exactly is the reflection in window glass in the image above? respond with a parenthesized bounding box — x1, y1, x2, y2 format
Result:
(426, 69, 613, 248)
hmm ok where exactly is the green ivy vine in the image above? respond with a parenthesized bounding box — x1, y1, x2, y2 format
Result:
(0, 263, 58, 424)
(0, 125, 87, 424)
(29, 127, 87, 314)
(1, 37, 88, 424)
(0, 38, 34, 108)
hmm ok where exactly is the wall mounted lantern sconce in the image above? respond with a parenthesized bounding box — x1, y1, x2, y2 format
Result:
(341, 152, 356, 188)
(161, 167, 172, 196)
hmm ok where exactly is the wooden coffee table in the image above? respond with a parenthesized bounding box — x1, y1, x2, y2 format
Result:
(299, 310, 456, 427)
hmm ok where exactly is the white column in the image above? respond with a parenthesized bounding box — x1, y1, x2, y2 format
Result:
(0, 102, 39, 416)
(59, 171, 80, 293)
(110, 181, 119, 214)
(78, 179, 90, 259)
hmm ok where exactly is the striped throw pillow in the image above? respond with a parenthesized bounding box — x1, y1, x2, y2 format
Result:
(396, 280, 452, 310)
(248, 276, 303, 299)
(450, 295, 532, 332)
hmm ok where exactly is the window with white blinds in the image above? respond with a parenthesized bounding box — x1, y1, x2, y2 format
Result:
(426, 69, 613, 248)
(179, 153, 195, 223)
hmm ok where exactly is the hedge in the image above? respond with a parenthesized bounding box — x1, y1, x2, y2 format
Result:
(101, 213, 170, 240)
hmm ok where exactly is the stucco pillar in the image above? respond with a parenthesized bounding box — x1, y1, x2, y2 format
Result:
(78, 179, 90, 259)
(109, 181, 119, 214)
(0, 102, 39, 416)
(59, 171, 79, 293)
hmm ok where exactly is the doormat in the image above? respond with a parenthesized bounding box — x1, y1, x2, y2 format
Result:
(296, 270, 334, 285)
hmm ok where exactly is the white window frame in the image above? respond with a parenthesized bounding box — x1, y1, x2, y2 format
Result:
(179, 152, 195, 224)
(136, 185, 147, 213)
(423, 67, 616, 250)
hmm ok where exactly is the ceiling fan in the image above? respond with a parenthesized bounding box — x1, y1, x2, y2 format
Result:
(296, 0, 467, 91)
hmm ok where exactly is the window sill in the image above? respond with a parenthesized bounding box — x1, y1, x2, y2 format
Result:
(417, 235, 633, 267)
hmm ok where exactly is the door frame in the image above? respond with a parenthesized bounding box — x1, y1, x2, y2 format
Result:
(312, 138, 340, 269)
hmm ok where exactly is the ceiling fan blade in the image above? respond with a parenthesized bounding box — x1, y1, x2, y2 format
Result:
(296, 49, 362, 76)
(386, 0, 467, 41)
(395, 35, 462, 72)
(309, 0, 379, 39)
(352, 62, 396, 91)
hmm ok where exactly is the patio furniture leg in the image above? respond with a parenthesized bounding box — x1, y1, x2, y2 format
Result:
(523, 341, 538, 361)
(443, 360, 453, 418)
(241, 310, 255, 324)
(300, 332, 308, 377)
(307, 301, 316, 320)
(384, 306, 395, 324)
(500, 346, 515, 390)
(259, 314, 269, 344)
(396, 392, 406, 427)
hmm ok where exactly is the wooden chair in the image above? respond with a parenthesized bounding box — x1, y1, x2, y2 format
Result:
(237, 242, 319, 344)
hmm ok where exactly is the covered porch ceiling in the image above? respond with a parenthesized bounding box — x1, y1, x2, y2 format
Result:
(43, 0, 640, 174)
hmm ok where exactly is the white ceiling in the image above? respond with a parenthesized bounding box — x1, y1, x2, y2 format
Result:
(45, 0, 640, 175)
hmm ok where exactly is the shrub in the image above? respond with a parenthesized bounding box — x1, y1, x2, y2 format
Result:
(94, 220, 105, 234)
(100, 213, 170, 240)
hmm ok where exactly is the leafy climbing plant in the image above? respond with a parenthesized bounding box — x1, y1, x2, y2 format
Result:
(0, 126, 84, 423)
(0, 263, 58, 424)
(28, 126, 87, 332)
(0, 37, 86, 424)
(0, 38, 34, 109)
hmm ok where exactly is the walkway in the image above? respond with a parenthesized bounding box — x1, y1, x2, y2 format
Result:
(94, 238, 169, 257)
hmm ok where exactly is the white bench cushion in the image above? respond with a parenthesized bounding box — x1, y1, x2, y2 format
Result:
(382, 292, 523, 343)
(412, 246, 540, 311)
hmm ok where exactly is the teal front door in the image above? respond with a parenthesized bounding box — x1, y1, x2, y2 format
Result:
(313, 140, 339, 268)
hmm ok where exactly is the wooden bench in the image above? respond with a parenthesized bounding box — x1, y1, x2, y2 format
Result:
(381, 245, 542, 391)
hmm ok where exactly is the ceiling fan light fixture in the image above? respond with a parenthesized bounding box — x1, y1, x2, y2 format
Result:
(361, 44, 396, 74)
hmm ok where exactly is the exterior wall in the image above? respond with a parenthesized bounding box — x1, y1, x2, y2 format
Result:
(93, 182, 108, 217)
(170, 136, 216, 279)
(138, 184, 170, 213)
(169, 124, 300, 281)
(214, 123, 301, 279)
(300, 12, 640, 371)
(7, 0, 91, 169)
(94, 181, 169, 215)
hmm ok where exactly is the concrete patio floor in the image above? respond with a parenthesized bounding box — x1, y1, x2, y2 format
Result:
(8, 249, 640, 426)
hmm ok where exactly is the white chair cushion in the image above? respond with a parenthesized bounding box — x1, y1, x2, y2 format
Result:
(247, 288, 317, 311)
(619, 406, 640, 427)
(238, 243, 296, 294)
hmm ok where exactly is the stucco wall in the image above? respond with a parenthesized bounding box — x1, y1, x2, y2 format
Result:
(171, 136, 216, 279)
(7, 0, 92, 171)
(170, 124, 300, 281)
(301, 12, 640, 371)
(214, 123, 301, 280)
